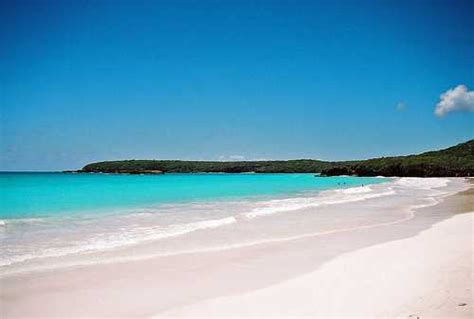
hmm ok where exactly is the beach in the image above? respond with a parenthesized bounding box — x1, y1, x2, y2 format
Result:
(163, 183, 473, 318)
(3, 0, 473, 316)
(1, 177, 472, 318)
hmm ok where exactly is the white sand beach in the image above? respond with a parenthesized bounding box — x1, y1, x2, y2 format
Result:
(1, 178, 472, 318)
(162, 209, 473, 318)
(3, 0, 473, 316)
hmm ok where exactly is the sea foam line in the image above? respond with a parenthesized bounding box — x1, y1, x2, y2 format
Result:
(245, 186, 395, 219)
(0, 216, 237, 267)
(0, 181, 399, 269)
(0, 196, 428, 278)
(1, 184, 448, 278)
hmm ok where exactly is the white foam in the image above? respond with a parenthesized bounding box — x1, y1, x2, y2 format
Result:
(245, 186, 395, 219)
(336, 186, 372, 194)
(0, 216, 237, 267)
(396, 177, 449, 189)
(1, 193, 439, 277)
(0, 218, 45, 225)
(244, 178, 456, 220)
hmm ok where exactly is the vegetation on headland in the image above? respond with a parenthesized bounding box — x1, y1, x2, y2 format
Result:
(321, 139, 474, 177)
(76, 139, 474, 177)
(79, 159, 338, 174)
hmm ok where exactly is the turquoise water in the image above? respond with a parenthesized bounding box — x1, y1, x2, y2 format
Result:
(0, 172, 386, 219)
(1, 172, 393, 270)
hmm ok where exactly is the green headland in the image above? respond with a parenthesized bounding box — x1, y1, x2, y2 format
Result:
(76, 139, 474, 177)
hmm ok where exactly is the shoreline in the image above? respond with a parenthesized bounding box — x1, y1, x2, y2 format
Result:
(162, 180, 473, 317)
(0, 178, 472, 317)
(0, 174, 390, 277)
(161, 179, 473, 318)
(164, 205, 472, 318)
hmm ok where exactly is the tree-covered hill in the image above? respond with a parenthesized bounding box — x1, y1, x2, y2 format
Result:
(80, 159, 339, 174)
(322, 139, 474, 177)
(77, 139, 474, 177)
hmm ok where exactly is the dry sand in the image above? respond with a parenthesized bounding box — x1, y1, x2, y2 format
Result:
(162, 207, 473, 318)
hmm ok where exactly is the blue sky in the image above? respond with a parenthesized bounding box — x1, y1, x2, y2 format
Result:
(1, 0, 473, 171)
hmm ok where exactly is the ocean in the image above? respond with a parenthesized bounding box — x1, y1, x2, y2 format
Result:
(1, 172, 392, 273)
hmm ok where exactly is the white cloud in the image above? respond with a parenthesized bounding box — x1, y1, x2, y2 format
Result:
(434, 84, 474, 117)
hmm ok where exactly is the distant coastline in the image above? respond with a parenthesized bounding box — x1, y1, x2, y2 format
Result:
(72, 139, 473, 177)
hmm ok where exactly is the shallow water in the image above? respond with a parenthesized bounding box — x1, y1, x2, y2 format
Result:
(1, 172, 385, 219)
(0, 172, 387, 270)
(3, 173, 464, 276)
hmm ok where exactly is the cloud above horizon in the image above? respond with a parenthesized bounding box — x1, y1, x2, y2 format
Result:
(434, 84, 474, 117)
